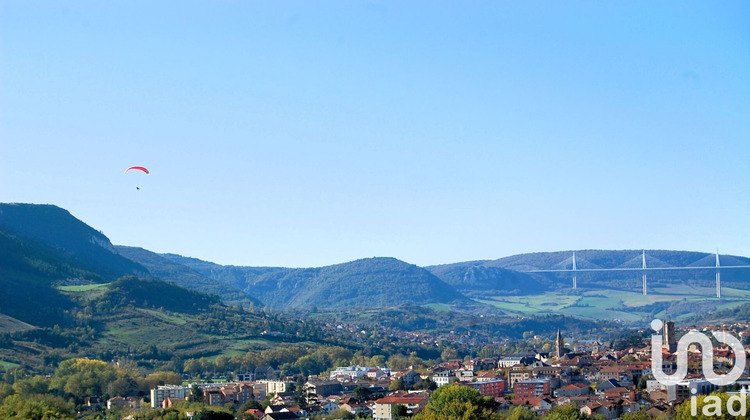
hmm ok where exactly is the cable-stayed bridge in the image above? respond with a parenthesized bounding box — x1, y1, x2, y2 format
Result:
(516, 250, 750, 297)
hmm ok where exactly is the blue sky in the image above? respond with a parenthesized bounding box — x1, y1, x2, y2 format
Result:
(1, 1, 749, 268)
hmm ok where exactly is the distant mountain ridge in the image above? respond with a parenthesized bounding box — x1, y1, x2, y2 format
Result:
(160, 254, 469, 309)
(3, 202, 750, 318)
(427, 249, 750, 293)
(115, 246, 262, 308)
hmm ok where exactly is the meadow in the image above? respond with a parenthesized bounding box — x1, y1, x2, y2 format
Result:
(476, 285, 750, 325)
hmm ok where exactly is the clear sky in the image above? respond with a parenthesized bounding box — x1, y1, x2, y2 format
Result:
(1, 1, 749, 268)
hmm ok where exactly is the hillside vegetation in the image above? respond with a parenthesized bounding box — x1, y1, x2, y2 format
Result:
(0, 203, 145, 281)
(115, 246, 261, 308)
(160, 254, 469, 309)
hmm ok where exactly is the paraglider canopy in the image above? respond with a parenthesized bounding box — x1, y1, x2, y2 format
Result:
(125, 166, 149, 174)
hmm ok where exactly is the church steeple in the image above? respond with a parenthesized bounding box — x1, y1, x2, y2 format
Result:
(555, 329, 564, 359)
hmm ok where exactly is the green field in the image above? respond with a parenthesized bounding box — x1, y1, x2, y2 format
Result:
(422, 303, 454, 312)
(56, 283, 110, 292)
(0, 360, 20, 370)
(476, 286, 750, 324)
(138, 308, 191, 325)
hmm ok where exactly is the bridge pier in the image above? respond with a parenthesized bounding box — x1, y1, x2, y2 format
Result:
(716, 250, 721, 299)
(642, 250, 647, 296)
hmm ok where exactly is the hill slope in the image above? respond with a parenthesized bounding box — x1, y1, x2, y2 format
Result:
(169, 255, 469, 309)
(0, 203, 152, 327)
(0, 203, 147, 281)
(115, 246, 261, 308)
(427, 262, 548, 295)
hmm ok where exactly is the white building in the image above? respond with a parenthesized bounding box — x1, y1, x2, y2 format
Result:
(259, 380, 291, 394)
(150, 385, 191, 408)
(329, 366, 391, 380)
(432, 371, 453, 387)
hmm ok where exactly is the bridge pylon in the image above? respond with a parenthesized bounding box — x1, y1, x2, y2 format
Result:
(716, 250, 721, 299)
(642, 250, 647, 296)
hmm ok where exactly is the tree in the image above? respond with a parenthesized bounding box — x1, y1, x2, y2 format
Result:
(184, 359, 201, 375)
(353, 386, 373, 402)
(413, 378, 438, 391)
(0, 383, 14, 400)
(545, 403, 595, 420)
(389, 378, 405, 391)
(370, 355, 387, 366)
(193, 410, 234, 420)
(143, 371, 184, 389)
(620, 411, 654, 420)
(189, 383, 203, 402)
(394, 404, 409, 418)
(675, 392, 750, 419)
(637, 374, 651, 390)
(238, 399, 263, 413)
(613, 331, 645, 351)
(50, 358, 118, 399)
(500, 406, 536, 420)
(320, 408, 355, 419)
(388, 354, 411, 370)
(0, 394, 76, 420)
(414, 384, 499, 420)
(441, 347, 459, 362)
(12, 375, 49, 396)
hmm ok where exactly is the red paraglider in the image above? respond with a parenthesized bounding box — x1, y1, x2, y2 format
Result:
(124, 166, 149, 174)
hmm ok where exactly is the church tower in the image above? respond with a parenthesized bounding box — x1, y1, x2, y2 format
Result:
(555, 329, 564, 358)
(664, 321, 677, 353)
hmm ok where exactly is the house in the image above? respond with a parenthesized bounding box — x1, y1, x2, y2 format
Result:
(84, 397, 103, 409)
(259, 380, 291, 395)
(556, 383, 589, 397)
(260, 413, 300, 420)
(373, 394, 428, 420)
(649, 389, 669, 403)
(304, 380, 343, 398)
(462, 379, 506, 398)
(150, 385, 192, 408)
(432, 371, 454, 387)
(107, 396, 142, 410)
(514, 380, 550, 399)
(475, 371, 503, 382)
(265, 404, 286, 414)
(620, 399, 642, 416)
(204, 388, 225, 406)
(581, 401, 617, 420)
(368, 368, 387, 380)
(508, 368, 533, 388)
(510, 397, 554, 414)
(245, 408, 265, 419)
(537, 397, 555, 414)
(581, 398, 640, 420)
(330, 365, 391, 380)
(341, 401, 372, 416)
(395, 369, 421, 387)
(455, 369, 474, 381)
(603, 387, 634, 400)
(596, 379, 621, 393)
(320, 401, 339, 414)
(498, 354, 537, 368)
(645, 406, 670, 418)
